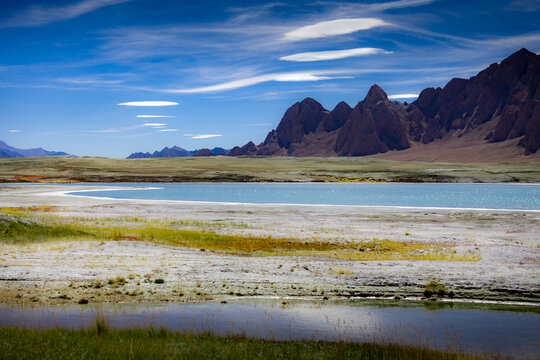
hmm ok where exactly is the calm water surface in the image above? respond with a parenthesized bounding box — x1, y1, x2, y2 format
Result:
(66, 183, 540, 210)
(1, 300, 538, 358)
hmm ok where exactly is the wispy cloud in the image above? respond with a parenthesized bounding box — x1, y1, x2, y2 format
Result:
(56, 79, 121, 86)
(185, 134, 222, 139)
(506, 0, 540, 12)
(388, 93, 419, 99)
(56, 76, 126, 86)
(282, 18, 389, 41)
(328, 0, 438, 12)
(87, 124, 142, 133)
(159, 129, 178, 132)
(160, 65, 483, 95)
(118, 101, 179, 106)
(0, 0, 130, 28)
(142, 123, 167, 128)
(465, 31, 540, 48)
(136, 115, 175, 118)
(9, 130, 20, 133)
(164, 71, 347, 94)
(280, 47, 392, 62)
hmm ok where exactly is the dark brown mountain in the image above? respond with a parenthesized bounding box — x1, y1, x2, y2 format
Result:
(335, 84, 411, 156)
(229, 141, 258, 156)
(193, 148, 215, 157)
(229, 48, 540, 161)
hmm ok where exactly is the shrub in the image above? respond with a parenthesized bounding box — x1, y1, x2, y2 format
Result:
(424, 280, 447, 298)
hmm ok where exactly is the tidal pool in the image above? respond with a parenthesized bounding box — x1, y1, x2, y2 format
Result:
(1, 300, 538, 358)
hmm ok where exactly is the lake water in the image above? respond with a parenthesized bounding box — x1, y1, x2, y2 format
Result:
(1, 300, 538, 358)
(66, 183, 540, 210)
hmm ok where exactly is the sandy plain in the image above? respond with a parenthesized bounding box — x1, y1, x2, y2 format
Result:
(0, 184, 539, 306)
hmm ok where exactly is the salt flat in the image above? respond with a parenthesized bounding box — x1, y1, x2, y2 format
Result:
(0, 185, 538, 305)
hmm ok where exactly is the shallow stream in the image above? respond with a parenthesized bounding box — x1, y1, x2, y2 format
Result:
(1, 300, 538, 358)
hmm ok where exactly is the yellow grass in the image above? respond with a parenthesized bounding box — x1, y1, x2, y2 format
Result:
(1, 206, 62, 216)
(1, 209, 480, 261)
(2, 212, 478, 261)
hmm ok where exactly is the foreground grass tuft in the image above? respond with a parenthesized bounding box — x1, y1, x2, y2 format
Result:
(0, 324, 505, 360)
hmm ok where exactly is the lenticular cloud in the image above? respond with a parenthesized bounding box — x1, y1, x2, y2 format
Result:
(283, 18, 388, 41)
(280, 48, 391, 62)
(136, 115, 175, 118)
(118, 101, 178, 107)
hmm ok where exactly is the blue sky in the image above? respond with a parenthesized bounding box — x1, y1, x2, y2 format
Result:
(0, 0, 539, 158)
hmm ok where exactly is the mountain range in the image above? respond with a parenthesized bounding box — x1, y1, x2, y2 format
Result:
(0, 140, 70, 158)
(228, 48, 540, 162)
(127, 146, 229, 159)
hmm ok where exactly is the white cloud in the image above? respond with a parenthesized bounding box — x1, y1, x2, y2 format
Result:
(280, 47, 392, 62)
(163, 66, 481, 95)
(118, 101, 179, 106)
(283, 18, 388, 41)
(136, 115, 175, 118)
(388, 93, 419, 99)
(186, 134, 222, 139)
(87, 124, 142, 133)
(159, 129, 178, 132)
(165, 71, 345, 94)
(0, 0, 129, 28)
(9, 130, 20, 133)
(143, 123, 167, 127)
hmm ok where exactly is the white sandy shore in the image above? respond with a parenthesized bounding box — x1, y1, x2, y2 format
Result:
(0, 184, 539, 305)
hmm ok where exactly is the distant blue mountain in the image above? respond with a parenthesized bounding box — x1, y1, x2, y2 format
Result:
(0, 140, 71, 158)
(127, 146, 229, 159)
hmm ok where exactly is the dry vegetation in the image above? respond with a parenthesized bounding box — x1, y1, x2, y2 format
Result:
(0, 156, 539, 183)
(0, 207, 477, 262)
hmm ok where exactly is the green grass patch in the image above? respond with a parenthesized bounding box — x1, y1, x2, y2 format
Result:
(0, 216, 93, 245)
(0, 324, 503, 360)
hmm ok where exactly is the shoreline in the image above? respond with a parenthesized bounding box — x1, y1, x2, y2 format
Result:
(50, 184, 540, 213)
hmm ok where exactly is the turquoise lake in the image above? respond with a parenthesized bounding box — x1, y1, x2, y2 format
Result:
(66, 183, 540, 210)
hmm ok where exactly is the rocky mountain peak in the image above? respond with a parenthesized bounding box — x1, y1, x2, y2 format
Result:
(364, 84, 388, 104)
(275, 97, 330, 148)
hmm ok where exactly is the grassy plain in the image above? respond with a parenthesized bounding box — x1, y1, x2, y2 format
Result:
(0, 156, 539, 183)
(0, 324, 505, 360)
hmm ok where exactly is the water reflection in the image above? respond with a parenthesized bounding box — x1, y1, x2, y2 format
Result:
(1, 300, 538, 358)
